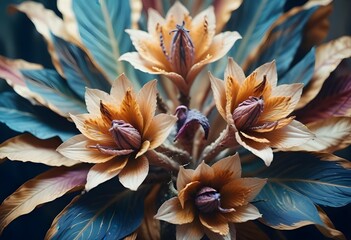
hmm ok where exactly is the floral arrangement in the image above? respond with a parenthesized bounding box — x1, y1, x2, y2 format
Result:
(0, 0, 351, 239)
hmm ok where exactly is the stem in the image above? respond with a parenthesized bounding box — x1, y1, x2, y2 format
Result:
(146, 150, 180, 172)
(156, 93, 169, 113)
(178, 91, 191, 107)
(157, 144, 192, 165)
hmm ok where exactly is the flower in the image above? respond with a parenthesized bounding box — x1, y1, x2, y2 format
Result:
(119, 1, 241, 95)
(209, 58, 314, 166)
(57, 74, 177, 191)
(155, 154, 266, 239)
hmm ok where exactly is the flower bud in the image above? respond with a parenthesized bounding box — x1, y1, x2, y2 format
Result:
(195, 187, 220, 213)
(109, 120, 142, 150)
(232, 96, 264, 130)
(170, 21, 195, 77)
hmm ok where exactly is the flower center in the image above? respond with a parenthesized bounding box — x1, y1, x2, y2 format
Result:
(109, 120, 142, 150)
(195, 186, 234, 214)
(168, 21, 195, 77)
(232, 96, 264, 130)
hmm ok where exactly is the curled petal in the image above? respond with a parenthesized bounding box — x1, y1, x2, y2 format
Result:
(155, 197, 195, 224)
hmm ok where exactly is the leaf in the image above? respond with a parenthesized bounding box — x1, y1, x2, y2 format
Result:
(21, 69, 86, 117)
(288, 117, 351, 153)
(315, 206, 346, 240)
(0, 91, 78, 141)
(278, 48, 315, 86)
(256, 152, 351, 208)
(51, 34, 111, 99)
(243, 2, 321, 76)
(294, 74, 351, 124)
(59, 0, 136, 83)
(0, 133, 78, 167)
(297, 36, 351, 109)
(46, 181, 149, 240)
(0, 165, 89, 234)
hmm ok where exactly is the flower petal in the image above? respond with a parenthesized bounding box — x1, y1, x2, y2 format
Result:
(85, 88, 111, 116)
(137, 79, 158, 132)
(165, 1, 190, 23)
(155, 197, 195, 224)
(225, 204, 262, 223)
(147, 8, 166, 35)
(57, 134, 115, 163)
(85, 157, 128, 191)
(176, 222, 204, 240)
(209, 72, 226, 120)
(259, 96, 292, 122)
(254, 60, 277, 87)
(235, 132, 273, 166)
(136, 140, 151, 159)
(199, 212, 229, 235)
(178, 181, 201, 208)
(144, 113, 177, 149)
(212, 154, 241, 180)
(193, 161, 215, 184)
(118, 155, 149, 191)
(225, 57, 246, 85)
(177, 166, 195, 191)
(110, 73, 133, 104)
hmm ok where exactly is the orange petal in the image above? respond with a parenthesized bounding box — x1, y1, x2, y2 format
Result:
(137, 80, 158, 132)
(85, 157, 128, 191)
(240, 131, 270, 144)
(118, 155, 149, 190)
(259, 96, 292, 122)
(136, 140, 150, 159)
(212, 154, 241, 180)
(178, 181, 201, 208)
(199, 212, 229, 235)
(221, 178, 266, 208)
(236, 72, 258, 105)
(235, 132, 273, 166)
(209, 72, 226, 120)
(193, 161, 215, 183)
(225, 204, 262, 223)
(177, 166, 195, 191)
(57, 134, 115, 163)
(225, 72, 241, 120)
(176, 222, 204, 240)
(155, 197, 195, 224)
(144, 113, 177, 149)
(214, 0, 243, 32)
(262, 120, 314, 149)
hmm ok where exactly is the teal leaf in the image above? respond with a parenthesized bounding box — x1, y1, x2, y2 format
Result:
(47, 181, 149, 240)
(72, 0, 140, 83)
(21, 69, 86, 116)
(0, 91, 78, 141)
(245, 6, 317, 76)
(279, 48, 315, 85)
(256, 152, 351, 208)
(52, 35, 111, 99)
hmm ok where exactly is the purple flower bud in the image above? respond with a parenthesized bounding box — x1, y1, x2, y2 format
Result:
(109, 120, 142, 150)
(232, 96, 264, 130)
(195, 186, 234, 214)
(170, 21, 195, 77)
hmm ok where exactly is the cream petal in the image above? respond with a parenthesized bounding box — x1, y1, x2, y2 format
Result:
(135, 140, 150, 159)
(191, 6, 216, 59)
(137, 80, 157, 131)
(118, 155, 149, 191)
(235, 132, 273, 166)
(144, 113, 177, 149)
(225, 204, 262, 223)
(253, 61, 277, 87)
(214, 0, 243, 32)
(177, 166, 195, 191)
(199, 212, 229, 235)
(221, 178, 266, 208)
(176, 222, 204, 240)
(225, 58, 246, 85)
(57, 134, 115, 163)
(166, 1, 190, 23)
(125, 29, 168, 67)
(147, 8, 166, 35)
(85, 157, 128, 191)
(209, 72, 227, 120)
(225, 72, 241, 121)
(110, 73, 133, 104)
(263, 120, 314, 149)
(85, 88, 112, 116)
(193, 161, 215, 183)
(155, 197, 195, 224)
(212, 154, 241, 180)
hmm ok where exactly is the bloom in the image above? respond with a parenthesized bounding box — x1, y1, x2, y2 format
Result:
(57, 74, 177, 191)
(119, 1, 241, 95)
(210, 58, 314, 166)
(155, 154, 266, 239)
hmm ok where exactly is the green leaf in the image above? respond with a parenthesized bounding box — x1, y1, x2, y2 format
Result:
(46, 181, 149, 240)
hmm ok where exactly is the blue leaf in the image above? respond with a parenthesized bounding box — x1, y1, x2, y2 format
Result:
(21, 69, 86, 116)
(245, 6, 317, 76)
(256, 152, 351, 208)
(228, 0, 286, 65)
(48, 181, 149, 240)
(279, 47, 315, 85)
(72, 0, 144, 84)
(0, 91, 77, 141)
(51, 35, 111, 99)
